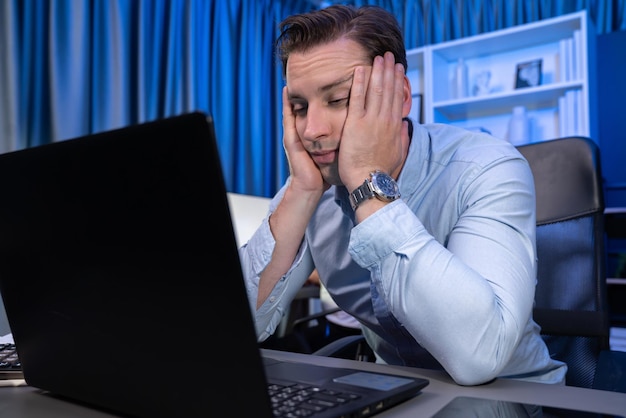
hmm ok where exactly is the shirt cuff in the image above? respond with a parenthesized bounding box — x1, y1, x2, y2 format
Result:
(349, 200, 423, 267)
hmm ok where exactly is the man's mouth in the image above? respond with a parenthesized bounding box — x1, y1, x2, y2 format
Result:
(310, 150, 336, 165)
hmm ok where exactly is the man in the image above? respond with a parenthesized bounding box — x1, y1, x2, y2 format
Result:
(240, 4, 566, 386)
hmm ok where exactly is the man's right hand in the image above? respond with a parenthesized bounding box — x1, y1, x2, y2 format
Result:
(256, 87, 325, 309)
(281, 86, 327, 195)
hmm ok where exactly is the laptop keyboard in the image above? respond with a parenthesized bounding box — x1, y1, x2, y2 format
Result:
(268, 380, 362, 417)
(3, 343, 373, 416)
(3, 341, 360, 413)
(0, 343, 23, 380)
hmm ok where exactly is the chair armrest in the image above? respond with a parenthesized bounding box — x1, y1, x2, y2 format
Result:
(291, 307, 341, 330)
(312, 335, 368, 360)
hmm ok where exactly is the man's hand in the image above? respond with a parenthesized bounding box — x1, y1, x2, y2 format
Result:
(338, 51, 409, 192)
(281, 86, 327, 194)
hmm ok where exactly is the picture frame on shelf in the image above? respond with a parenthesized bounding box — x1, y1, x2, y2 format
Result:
(515, 59, 542, 89)
(473, 70, 492, 96)
(410, 93, 423, 124)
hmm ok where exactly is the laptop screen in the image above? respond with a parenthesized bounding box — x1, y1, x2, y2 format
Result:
(0, 112, 274, 417)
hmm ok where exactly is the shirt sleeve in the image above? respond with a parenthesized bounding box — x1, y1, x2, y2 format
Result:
(349, 157, 537, 385)
(238, 186, 314, 342)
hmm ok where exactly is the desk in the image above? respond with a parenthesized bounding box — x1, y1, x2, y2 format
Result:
(1, 349, 625, 417)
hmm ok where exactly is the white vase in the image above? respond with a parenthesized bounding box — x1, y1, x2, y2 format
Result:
(508, 106, 530, 146)
(454, 58, 468, 99)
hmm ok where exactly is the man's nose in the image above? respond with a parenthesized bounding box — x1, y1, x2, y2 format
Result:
(302, 105, 330, 142)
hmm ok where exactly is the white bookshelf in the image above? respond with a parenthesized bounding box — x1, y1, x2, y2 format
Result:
(407, 10, 597, 145)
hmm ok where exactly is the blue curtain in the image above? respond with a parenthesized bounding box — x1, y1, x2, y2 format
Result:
(1, 0, 624, 197)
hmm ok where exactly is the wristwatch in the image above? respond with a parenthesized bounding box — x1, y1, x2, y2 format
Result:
(349, 170, 401, 210)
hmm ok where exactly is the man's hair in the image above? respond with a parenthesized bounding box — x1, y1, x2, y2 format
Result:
(275, 5, 407, 77)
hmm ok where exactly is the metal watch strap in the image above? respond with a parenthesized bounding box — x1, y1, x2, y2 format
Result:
(349, 179, 374, 210)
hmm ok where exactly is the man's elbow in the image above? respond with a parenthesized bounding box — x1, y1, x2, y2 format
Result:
(446, 357, 502, 386)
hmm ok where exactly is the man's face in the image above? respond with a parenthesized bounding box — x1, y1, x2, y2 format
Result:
(285, 38, 371, 186)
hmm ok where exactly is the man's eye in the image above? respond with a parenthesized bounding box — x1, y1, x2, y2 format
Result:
(292, 105, 307, 116)
(329, 98, 349, 106)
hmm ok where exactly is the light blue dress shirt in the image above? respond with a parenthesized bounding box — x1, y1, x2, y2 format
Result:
(240, 123, 567, 386)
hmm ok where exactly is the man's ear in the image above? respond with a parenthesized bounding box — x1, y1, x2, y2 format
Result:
(402, 75, 412, 118)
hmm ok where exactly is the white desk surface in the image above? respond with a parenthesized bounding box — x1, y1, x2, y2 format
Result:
(1, 349, 624, 417)
(264, 350, 626, 417)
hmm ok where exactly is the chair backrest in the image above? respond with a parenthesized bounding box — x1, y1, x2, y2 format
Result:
(516, 136, 610, 389)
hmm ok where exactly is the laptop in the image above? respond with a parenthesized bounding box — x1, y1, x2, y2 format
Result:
(0, 112, 428, 417)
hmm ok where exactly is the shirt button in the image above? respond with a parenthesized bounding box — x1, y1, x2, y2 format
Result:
(269, 296, 276, 303)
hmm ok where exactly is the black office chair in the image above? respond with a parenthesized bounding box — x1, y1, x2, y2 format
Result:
(516, 136, 621, 390)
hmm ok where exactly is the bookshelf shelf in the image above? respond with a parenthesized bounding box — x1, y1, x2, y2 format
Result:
(407, 11, 596, 144)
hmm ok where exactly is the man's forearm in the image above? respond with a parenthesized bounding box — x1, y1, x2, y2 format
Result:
(256, 186, 322, 307)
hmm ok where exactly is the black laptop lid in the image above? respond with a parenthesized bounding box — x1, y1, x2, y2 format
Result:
(0, 112, 274, 417)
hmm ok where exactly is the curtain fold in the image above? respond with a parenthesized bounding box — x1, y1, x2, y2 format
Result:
(0, 0, 19, 153)
(1, 0, 624, 197)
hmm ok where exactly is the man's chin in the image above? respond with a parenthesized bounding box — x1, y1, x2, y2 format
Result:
(321, 173, 343, 187)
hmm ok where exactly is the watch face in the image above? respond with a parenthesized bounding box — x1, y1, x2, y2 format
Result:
(371, 171, 400, 199)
